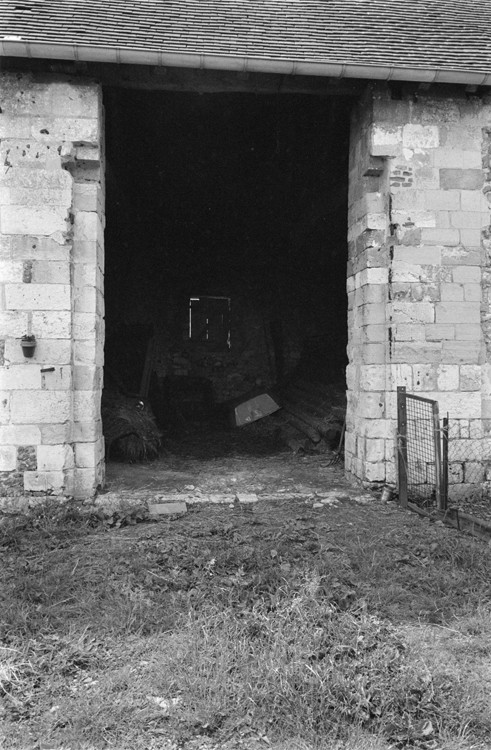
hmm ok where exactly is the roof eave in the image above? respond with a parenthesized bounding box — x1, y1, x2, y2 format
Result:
(2, 39, 491, 86)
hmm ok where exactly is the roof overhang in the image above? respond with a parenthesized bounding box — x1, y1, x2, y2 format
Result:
(2, 39, 491, 86)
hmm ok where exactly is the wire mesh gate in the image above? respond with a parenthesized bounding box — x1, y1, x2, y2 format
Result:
(397, 386, 447, 511)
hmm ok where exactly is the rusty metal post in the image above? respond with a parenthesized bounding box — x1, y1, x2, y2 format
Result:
(441, 415, 449, 512)
(432, 401, 443, 512)
(397, 386, 408, 507)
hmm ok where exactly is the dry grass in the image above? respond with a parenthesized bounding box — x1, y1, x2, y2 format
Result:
(1, 498, 491, 749)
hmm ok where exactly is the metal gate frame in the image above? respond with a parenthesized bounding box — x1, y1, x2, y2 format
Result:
(397, 386, 447, 512)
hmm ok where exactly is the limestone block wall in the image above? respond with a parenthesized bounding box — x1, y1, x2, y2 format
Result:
(346, 84, 491, 494)
(0, 72, 104, 504)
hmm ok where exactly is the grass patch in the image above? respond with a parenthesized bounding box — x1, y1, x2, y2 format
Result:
(1, 498, 491, 749)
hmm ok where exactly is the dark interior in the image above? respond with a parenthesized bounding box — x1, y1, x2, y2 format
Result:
(102, 87, 351, 457)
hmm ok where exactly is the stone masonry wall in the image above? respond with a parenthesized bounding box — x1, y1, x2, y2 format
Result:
(0, 72, 104, 505)
(346, 84, 491, 495)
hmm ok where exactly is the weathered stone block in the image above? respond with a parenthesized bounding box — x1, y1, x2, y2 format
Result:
(31, 311, 71, 338)
(0, 446, 17, 471)
(363, 324, 386, 343)
(365, 438, 385, 463)
(454, 324, 483, 341)
(37, 444, 74, 471)
(75, 439, 104, 469)
(73, 213, 104, 244)
(392, 301, 435, 324)
(442, 245, 482, 266)
(4, 339, 71, 365)
(437, 364, 459, 391)
(5, 284, 70, 311)
(11, 235, 71, 262)
(435, 301, 480, 325)
(461, 190, 489, 213)
(364, 461, 386, 482)
(73, 365, 102, 391)
(0, 392, 10, 424)
(1, 205, 69, 236)
(1, 365, 41, 390)
(73, 391, 101, 422)
(451, 211, 489, 229)
(394, 323, 425, 341)
(72, 313, 99, 341)
(413, 364, 438, 390)
(463, 284, 481, 302)
(359, 365, 386, 391)
(425, 324, 455, 341)
(441, 284, 463, 301)
(71, 467, 99, 499)
(391, 342, 441, 363)
(11, 390, 71, 424)
(433, 149, 481, 169)
(0, 311, 29, 337)
(370, 124, 403, 157)
(440, 169, 484, 190)
(442, 340, 482, 363)
(459, 229, 483, 247)
(40, 423, 72, 444)
(452, 266, 481, 283)
(30, 116, 99, 143)
(73, 420, 102, 443)
(424, 189, 460, 211)
(0, 261, 23, 282)
(41, 366, 72, 390)
(0, 425, 41, 445)
(24, 470, 65, 493)
(421, 227, 460, 246)
(460, 365, 481, 391)
(0, 186, 72, 207)
(31, 261, 70, 284)
(403, 124, 439, 150)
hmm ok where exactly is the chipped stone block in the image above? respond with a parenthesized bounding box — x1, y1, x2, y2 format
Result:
(148, 502, 187, 516)
(1, 364, 41, 390)
(73, 390, 101, 422)
(31, 261, 70, 284)
(0, 446, 17, 471)
(440, 169, 484, 191)
(403, 124, 439, 150)
(23, 470, 65, 493)
(0, 425, 41, 445)
(11, 390, 71, 424)
(370, 124, 403, 157)
(75, 440, 104, 469)
(420, 227, 460, 246)
(72, 420, 102, 443)
(5, 283, 71, 311)
(37, 444, 74, 471)
(441, 284, 464, 301)
(1, 205, 69, 236)
(460, 365, 481, 391)
(4, 338, 71, 365)
(437, 364, 459, 391)
(425, 324, 455, 341)
(435, 301, 480, 325)
(236, 493, 258, 504)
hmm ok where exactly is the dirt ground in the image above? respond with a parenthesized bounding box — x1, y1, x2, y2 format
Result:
(101, 423, 361, 510)
(3, 425, 491, 749)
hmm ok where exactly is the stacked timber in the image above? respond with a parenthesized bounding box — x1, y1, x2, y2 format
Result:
(269, 378, 346, 454)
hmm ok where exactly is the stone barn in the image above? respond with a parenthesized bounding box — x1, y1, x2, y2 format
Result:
(1, 0, 491, 506)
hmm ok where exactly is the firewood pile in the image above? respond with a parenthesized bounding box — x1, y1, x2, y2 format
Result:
(269, 378, 346, 455)
(102, 389, 163, 462)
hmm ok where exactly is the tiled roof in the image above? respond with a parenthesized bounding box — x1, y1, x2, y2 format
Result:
(1, 0, 491, 75)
